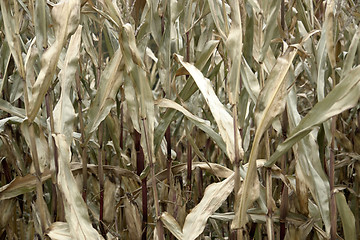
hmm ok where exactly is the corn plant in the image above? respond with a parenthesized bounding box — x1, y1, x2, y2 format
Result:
(0, 0, 360, 239)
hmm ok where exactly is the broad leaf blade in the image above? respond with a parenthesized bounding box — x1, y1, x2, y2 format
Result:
(160, 212, 183, 240)
(53, 134, 103, 240)
(182, 174, 235, 240)
(266, 65, 360, 167)
(28, 0, 81, 121)
(53, 26, 82, 143)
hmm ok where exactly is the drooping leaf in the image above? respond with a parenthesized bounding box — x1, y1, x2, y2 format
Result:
(161, 212, 183, 240)
(287, 87, 331, 234)
(0, 169, 52, 201)
(0, 0, 25, 78)
(266, 65, 360, 167)
(27, 0, 81, 121)
(227, 0, 242, 105)
(325, 0, 336, 69)
(174, 54, 243, 163)
(155, 98, 227, 156)
(182, 174, 235, 240)
(154, 40, 220, 153)
(124, 195, 142, 240)
(45, 222, 72, 240)
(34, 0, 48, 52)
(53, 134, 103, 240)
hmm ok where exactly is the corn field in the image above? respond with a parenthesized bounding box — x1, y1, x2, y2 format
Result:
(0, 0, 360, 239)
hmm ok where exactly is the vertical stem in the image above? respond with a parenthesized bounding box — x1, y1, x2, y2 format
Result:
(264, 130, 274, 240)
(29, 123, 48, 233)
(186, 31, 190, 62)
(96, 14, 105, 237)
(98, 123, 106, 237)
(266, 169, 274, 240)
(281, 0, 285, 31)
(134, 131, 147, 240)
(279, 157, 288, 240)
(279, 110, 288, 240)
(187, 138, 192, 192)
(232, 104, 242, 239)
(166, 126, 172, 187)
(330, 115, 337, 240)
(120, 87, 125, 150)
(76, 68, 88, 202)
(142, 119, 164, 240)
(329, 67, 337, 239)
(45, 93, 59, 221)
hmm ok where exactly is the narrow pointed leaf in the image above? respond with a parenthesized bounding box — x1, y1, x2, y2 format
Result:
(53, 134, 103, 240)
(336, 192, 356, 240)
(155, 98, 227, 156)
(233, 47, 297, 229)
(174, 54, 243, 163)
(266, 65, 360, 167)
(84, 49, 123, 143)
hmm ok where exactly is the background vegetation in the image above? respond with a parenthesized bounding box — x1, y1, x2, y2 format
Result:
(0, 0, 360, 239)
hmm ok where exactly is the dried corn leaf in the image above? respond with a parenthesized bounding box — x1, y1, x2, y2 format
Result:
(28, 0, 80, 121)
(266, 65, 360, 167)
(84, 49, 123, 142)
(174, 54, 243, 163)
(182, 173, 235, 239)
(161, 212, 183, 240)
(336, 192, 356, 240)
(53, 26, 82, 143)
(233, 47, 297, 229)
(45, 222, 72, 240)
(54, 134, 103, 240)
(124, 196, 142, 240)
(155, 98, 227, 156)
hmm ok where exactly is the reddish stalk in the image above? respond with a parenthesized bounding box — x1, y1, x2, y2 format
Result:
(187, 139, 192, 193)
(142, 119, 165, 240)
(75, 68, 88, 202)
(279, 110, 288, 240)
(134, 131, 147, 240)
(45, 93, 59, 221)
